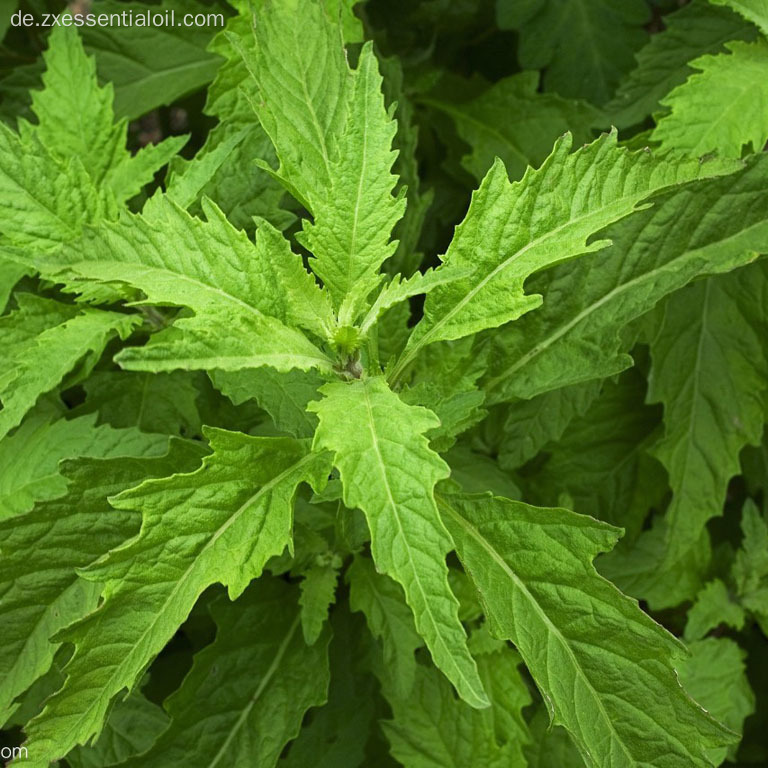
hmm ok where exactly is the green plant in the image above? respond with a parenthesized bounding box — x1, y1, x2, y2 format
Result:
(1, 0, 767, 766)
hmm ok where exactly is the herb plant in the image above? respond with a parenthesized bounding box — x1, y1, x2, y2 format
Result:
(1, 0, 768, 766)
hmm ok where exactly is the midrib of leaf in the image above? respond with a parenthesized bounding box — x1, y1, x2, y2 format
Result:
(391, 195, 639, 385)
(360, 384, 476, 700)
(208, 615, 301, 768)
(437, 494, 634, 766)
(484, 219, 764, 397)
(573, 0, 608, 96)
(419, 97, 530, 168)
(101, 58, 213, 89)
(53, 452, 316, 743)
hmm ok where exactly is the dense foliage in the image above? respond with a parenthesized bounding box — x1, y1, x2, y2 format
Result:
(1, 0, 768, 766)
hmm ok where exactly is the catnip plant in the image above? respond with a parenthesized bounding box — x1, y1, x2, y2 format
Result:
(1, 0, 768, 766)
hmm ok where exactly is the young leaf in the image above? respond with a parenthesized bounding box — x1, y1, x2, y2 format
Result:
(308, 377, 489, 709)
(654, 40, 768, 158)
(391, 132, 717, 384)
(28, 24, 185, 204)
(684, 580, 746, 642)
(733, 500, 768, 634)
(438, 492, 734, 768)
(116, 579, 331, 768)
(234, 0, 405, 317)
(21, 430, 331, 766)
(299, 563, 340, 645)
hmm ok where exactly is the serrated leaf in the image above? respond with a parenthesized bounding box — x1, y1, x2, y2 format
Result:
(391, 132, 718, 384)
(484, 154, 768, 403)
(733, 499, 768, 634)
(347, 555, 422, 699)
(607, 0, 756, 128)
(710, 0, 768, 36)
(654, 40, 768, 158)
(685, 579, 746, 641)
(496, 0, 649, 105)
(234, 0, 404, 316)
(28, 23, 184, 204)
(308, 377, 488, 709)
(117, 580, 331, 768)
(22, 197, 334, 376)
(0, 441, 205, 726)
(439, 491, 734, 768)
(299, 563, 339, 645)
(616, 263, 768, 606)
(21, 429, 331, 766)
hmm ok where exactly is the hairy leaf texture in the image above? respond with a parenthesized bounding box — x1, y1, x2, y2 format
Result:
(654, 40, 768, 158)
(392, 132, 721, 384)
(439, 492, 734, 768)
(117, 580, 331, 768)
(21, 429, 330, 765)
(309, 376, 488, 709)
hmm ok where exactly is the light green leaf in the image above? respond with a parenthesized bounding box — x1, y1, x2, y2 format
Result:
(685, 579, 746, 641)
(710, 0, 768, 35)
(496, 0, 649, 105)
(118, 580, 331, 768)
(65, 690, 169, 768)
(439, 491, 733, 767)
(308, 377, 488, 709)
(392, 132, 718, 385)
(21, 429, 331, 766)
(654, 40, 768, 158)
(28, 23, 184, 205)
(0, 408, 167, 520)
(23, 197, 334, 376)
(607, 0, 756, 128)
(424, 71, 601, 182)
(347, 555, 422, 699)
(677, 637, 754, 765)
(484, 153, 768, 404)
(0, 295, 138, 439)
(0, 441, 205, 726)
(0, 127, 114, 253)
(234, 0, 404, 316)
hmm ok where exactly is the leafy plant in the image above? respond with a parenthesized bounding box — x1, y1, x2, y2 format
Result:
(1, 0, 767, 766)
